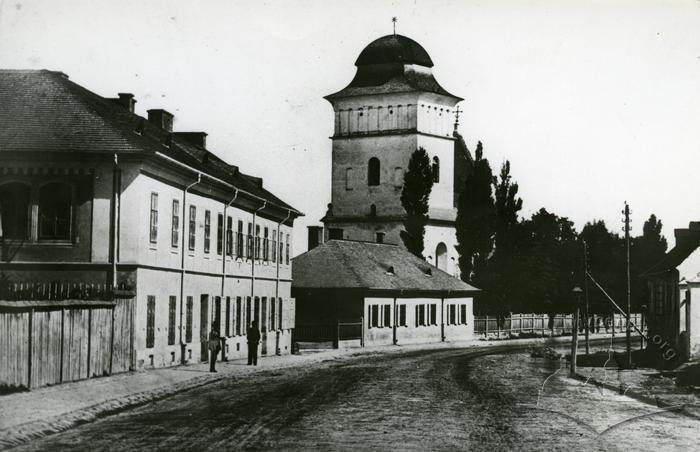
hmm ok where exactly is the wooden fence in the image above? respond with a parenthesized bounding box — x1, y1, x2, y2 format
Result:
(294, 319, 363, 347)
(0, 282, 134, 390)
(474, 313, 643, 337)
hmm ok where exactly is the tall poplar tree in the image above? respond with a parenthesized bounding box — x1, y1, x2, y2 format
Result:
(455, 142, 495, 284)
(400, 148, 434, 257)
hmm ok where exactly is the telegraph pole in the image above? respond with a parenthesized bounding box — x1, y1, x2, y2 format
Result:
(625, 203, 632, 367)
(583, 240, 590, 355)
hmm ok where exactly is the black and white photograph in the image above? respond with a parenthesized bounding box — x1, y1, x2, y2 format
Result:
(1, 0, 700, 450)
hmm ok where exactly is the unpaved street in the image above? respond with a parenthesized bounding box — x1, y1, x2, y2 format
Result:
(13, 342, 700, 451)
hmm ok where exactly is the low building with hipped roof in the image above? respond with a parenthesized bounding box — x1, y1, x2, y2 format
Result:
(292, 239, 478, 348)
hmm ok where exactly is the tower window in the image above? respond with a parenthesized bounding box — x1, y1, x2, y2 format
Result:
(370, 204, 377, 217)
(345, 167, 354, 190)
(376, 232, 385, 244)
(368, 157, 380, 186)
(432, 156, 440, 183)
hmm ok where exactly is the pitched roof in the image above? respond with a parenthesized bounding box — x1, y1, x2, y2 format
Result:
(292, 240, 478, 295)
(641, 223, 700, 277)
(0, 69, 300, 214)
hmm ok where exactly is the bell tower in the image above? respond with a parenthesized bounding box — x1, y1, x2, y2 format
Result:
(322, 34, 468, 277)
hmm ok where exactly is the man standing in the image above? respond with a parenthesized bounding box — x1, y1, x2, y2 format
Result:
(209, 322, 220, 372)
(247, 320, 261, 366)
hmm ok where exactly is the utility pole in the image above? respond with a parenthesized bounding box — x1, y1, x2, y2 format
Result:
(623, 202, 632, 368)
(570, 287, 583, 378)
(583, 240, 590, 355)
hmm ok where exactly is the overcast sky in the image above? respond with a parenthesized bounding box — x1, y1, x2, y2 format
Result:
(1, 0, 699, 254)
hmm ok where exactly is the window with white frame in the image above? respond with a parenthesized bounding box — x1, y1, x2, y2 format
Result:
(370, 304, 379, 328)
(460, 304, 467, 325)
(204, 210, 211, 253)
(188, 205, 196, 251)
(383, 305, 391, 327)
(398, 304, 406, 327)
(171, 199, 179, 247)
(448, 304, 457, 325)
(429, 304, 437, 326)
(149, 192, 158, 243)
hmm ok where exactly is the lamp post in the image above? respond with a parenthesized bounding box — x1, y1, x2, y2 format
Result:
(570, 286, 583, 377)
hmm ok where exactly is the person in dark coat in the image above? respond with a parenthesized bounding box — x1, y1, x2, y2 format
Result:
(209, 323, 221, 372)
(247, 320, 261, 366)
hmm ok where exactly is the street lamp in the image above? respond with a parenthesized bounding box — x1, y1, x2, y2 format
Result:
(570, 286, 583, 377)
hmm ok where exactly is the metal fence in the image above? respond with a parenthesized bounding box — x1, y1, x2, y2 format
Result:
(474, 313, 643, 337)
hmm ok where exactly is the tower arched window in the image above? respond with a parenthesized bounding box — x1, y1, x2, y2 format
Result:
(435, 242, 447, 271)
(0, 182, 30, 240)
(368, 157, 380, 186)
(39, 182, 72, 240)
(432, 156, 440, 183)
(370, 204, 377, 217)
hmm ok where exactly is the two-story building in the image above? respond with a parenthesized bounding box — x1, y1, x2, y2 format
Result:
(0, 69, 302, 370)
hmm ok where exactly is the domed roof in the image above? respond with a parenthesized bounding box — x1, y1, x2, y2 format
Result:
(355, 34, 434, 68)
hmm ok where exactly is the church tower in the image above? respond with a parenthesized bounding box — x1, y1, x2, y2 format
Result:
(322, 34, 471, 277)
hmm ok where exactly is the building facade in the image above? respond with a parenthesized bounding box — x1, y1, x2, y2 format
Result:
(0, 70, 301, 370)
(643, 221, 700, 361)
(322, 34, 473, 278)
(292, 240, 477, 347)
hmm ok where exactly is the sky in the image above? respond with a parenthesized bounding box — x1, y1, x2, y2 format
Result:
(1, 0, 699, 254)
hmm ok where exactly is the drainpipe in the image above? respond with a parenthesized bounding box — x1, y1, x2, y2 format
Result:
(220, 189, 238, 361)
(393, 297, 397, 345)
(274, 210, 291, 355)
(180, 174, 201, 365)
(251, 201, 267, 321)
(275, 210, 292, 300)
(111, 153, 121, 289)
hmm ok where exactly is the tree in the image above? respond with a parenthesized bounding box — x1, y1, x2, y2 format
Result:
(455, 141, 495, 285)
(631, 214, 668, 310)
(400, 148, 434, 257)
(481, 160, 524, 317)
(520, 209, 579, 323)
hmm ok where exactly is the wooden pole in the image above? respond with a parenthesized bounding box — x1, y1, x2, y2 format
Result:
(583, 240, 590, 355)
(624, 202, 632, 367)
(570, 307, 579, 377)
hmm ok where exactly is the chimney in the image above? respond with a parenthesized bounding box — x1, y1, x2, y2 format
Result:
(307, 226, 324, 251)
(147, 109, 174, 132)
(173, 132, 207, 149)
(117, 93, 136, 113)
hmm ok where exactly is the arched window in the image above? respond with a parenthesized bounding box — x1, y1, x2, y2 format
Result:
(39, 183, 72, 240)
(435, 242, 447, 271)
(370, 204, 377, 217)
(368, 157, 380, 186)
(432, 156, 440, 183)
(0, 182, 30, 239)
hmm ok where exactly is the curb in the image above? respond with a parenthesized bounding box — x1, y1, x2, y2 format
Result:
(572, 373, 700, 420)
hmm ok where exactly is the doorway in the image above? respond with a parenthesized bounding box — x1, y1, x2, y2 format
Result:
(200, 295, 209, 361)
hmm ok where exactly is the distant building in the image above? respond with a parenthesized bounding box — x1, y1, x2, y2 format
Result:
(642, 221, 700, 360)
(292, 240, 477, 347)
(0, 69, 302, 370)
(322, 34, 473, 278)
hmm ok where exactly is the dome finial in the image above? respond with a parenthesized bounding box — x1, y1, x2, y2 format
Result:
(392, 16, 397, 35)
(454, 105, 462, 133)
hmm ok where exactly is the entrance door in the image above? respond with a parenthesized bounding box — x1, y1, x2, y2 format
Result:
(200, 295, 209, 361)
